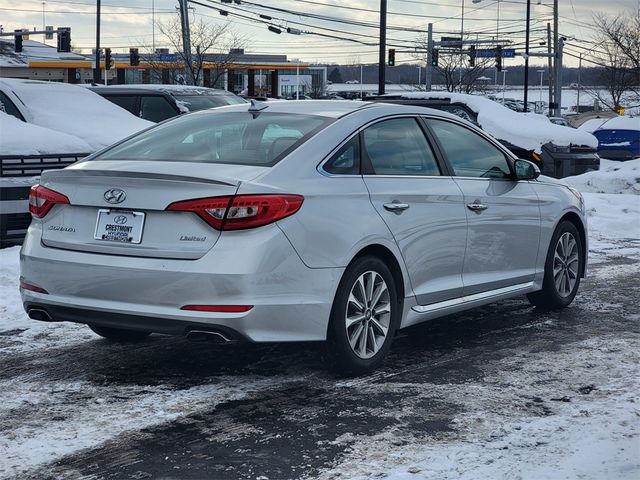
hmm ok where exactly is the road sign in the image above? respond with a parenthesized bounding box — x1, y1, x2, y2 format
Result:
(159, 53, 177, 62)
(475, 48, 516, 58)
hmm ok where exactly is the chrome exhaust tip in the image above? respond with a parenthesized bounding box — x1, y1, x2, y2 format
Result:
(186, 329, 232, 344)
(27, 308, 54, 322)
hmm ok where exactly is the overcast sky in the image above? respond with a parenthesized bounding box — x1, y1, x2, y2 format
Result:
(0, 0, 637, 68)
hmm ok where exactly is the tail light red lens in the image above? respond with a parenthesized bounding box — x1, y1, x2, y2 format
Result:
(167, 194, 303, 231)
(29, 185, 69, 218)
(19, 280, 49, 294)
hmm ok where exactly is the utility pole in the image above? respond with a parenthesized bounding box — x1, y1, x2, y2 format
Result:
(554, 37, 564, 116)
(547, 23, 553, 114)
(178, 0, 194, 85)
(378, 0, 387, 95)
(94, 0, 101, 84)
(552, 0, 559, 116)
(523, 0, 531, 112)
(425, 23, 433, 91)
(576, 53, 582, 113)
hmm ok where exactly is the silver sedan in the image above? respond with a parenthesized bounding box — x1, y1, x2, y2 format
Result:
(20, 100, 587, 374)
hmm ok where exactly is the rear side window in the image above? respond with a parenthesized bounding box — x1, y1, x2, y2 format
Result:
(94, 112, 332, 167)
(427, 119, 511, 178)
(324, 136, 360, 175)
(363, 118, 440, 176)
(140, 96, 177, 122)
(103, 95, 137, 115)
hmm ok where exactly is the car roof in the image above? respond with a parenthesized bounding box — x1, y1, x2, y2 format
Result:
(110, 84, 237, 96)
(192, 99, 463, 120)
(88, 86, 171, 96)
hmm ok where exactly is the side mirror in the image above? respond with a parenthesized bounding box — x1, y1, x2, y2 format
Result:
(514, 159, 540, 180)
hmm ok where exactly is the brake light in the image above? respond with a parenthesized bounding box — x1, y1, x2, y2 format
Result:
(19, 280, 49, 294)
(180, 305, 253, 313)
(29, 185, 69, 218)
(167, 194, 304, 230)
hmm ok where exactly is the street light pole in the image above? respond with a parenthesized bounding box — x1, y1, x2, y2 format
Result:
(378, 0, 387, 95)
(459, 0, 465, 87)
(523, 0, 531, 112)
(502, 69, 508, 104)
(538, 69, 544, 104)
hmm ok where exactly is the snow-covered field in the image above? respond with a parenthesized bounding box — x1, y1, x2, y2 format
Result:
(0, 160, 638, 479)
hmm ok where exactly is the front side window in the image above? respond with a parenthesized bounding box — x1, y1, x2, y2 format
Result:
(427, 119, 512, 178)
(362, 118, 440, 176)
(93, 112, 331, 167)
(104, 95, 137, 115)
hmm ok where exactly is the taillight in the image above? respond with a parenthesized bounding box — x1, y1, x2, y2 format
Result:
(29, 185, 69, 218)
(167, 194, 304, 231)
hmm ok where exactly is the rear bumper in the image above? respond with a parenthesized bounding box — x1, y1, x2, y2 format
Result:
(20, 224, 344, 342)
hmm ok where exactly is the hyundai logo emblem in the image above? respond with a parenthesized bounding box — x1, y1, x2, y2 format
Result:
(104, 188, 126, 204)
(113, 215, 128, 225)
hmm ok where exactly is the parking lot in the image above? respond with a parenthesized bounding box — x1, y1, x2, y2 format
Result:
(1, 234, 638, 479)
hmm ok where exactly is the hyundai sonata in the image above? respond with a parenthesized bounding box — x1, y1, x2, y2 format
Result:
(20, 100, 587, 374)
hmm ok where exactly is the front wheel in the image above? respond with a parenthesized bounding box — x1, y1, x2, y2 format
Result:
(528, 221, 583, 310)
(326, 256, 400, 375)
(89, 325, 151, 342)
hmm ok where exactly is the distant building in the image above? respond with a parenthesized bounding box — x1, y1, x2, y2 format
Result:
(0, 40, 326, 97)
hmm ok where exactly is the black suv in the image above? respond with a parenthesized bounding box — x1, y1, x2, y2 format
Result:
(89, 85, 246, 122)
(365, 95, 600, 178)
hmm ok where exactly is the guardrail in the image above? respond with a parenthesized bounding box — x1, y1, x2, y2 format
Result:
(1, 153, 89, 247)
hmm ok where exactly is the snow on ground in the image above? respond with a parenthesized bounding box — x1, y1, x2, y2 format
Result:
(0, 111, 91, 155)
(0, 79, 152, 151)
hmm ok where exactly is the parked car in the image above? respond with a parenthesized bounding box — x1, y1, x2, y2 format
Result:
(592, 116, 640, 161)
(90, 84, 247, 122)
(0, 79, 151, 246)
(549, 117, 573, 128)
(365, 92, 600, 178)
(21, 101, 588, 374)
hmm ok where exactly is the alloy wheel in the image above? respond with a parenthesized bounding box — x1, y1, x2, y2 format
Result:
(553, 232, 579, 297)
(345, 271, 391, 359)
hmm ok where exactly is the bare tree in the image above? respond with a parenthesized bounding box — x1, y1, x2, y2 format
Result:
(154, 15, 248, 86)
(588, 10, 640, 111)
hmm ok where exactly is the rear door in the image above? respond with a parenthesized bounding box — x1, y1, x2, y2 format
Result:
(425, 117, 541, 295)
(361, 117, 467, 305)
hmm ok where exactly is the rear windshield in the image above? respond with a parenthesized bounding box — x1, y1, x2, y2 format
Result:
(93, 112, 332, 166)
(176, 94, 247, 112)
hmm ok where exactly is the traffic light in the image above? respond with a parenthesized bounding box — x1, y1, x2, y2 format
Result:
(469, 45, 476, 67)
(387, 48, 396, 66)
(14, 30, 23, 53)
(431, 48, 439, 67)
(57, 27, 71, 52)
(495, 45, 502, 71)
(129, 48, 140, 66)
(105, 48, 113, 70)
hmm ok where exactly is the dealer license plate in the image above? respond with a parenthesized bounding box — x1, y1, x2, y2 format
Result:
(94, 209, 145, 244)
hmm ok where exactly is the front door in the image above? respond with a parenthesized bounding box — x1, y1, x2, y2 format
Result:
(426, 118, 541, 295)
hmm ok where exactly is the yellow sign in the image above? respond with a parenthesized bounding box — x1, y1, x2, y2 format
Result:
(615, 106, 625, 115)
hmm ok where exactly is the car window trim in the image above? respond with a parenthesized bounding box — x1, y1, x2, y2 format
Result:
(421, 115, 518, 180)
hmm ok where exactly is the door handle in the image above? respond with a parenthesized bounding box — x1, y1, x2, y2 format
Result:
(466, 203, 488, 212)
(383, 202, 410, 213)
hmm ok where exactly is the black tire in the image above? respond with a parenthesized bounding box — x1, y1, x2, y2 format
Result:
(325, 256, 401, 375)
(527, 220, 583, 310)
(89, 325, 151, 342)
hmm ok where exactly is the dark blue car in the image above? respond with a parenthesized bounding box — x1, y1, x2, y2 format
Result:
(593, 117, 640, 161)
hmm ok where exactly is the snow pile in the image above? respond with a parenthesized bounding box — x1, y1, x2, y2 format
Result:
(0, 111, 91, 155)
(0, 79, 152, 151)
(392, 92, 598, 152)
(564, 159, 640, 195)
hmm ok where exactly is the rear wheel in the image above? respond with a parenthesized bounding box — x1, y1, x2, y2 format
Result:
(89, 325, 151, 342)
(326, 256, 400, 375)
(528, 221, 583, 309)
